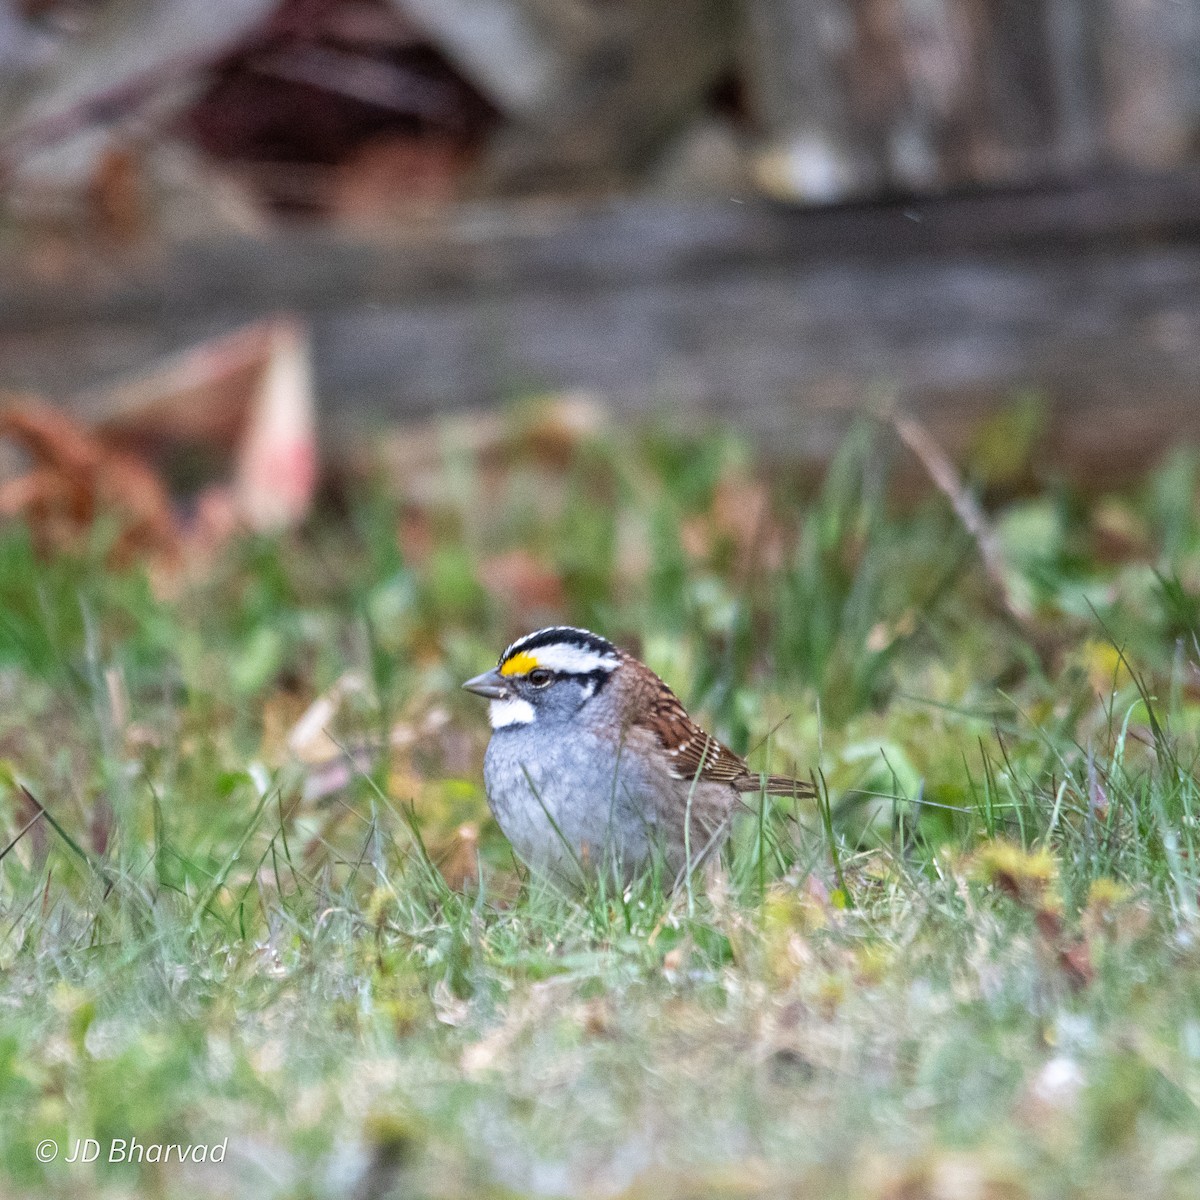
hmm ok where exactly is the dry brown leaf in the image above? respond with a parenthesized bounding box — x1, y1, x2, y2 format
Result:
(1, 316, 316, 576)
(235, 320, 318, 531)
(92, 316, 317, 534)
(0, 397, 181, 566)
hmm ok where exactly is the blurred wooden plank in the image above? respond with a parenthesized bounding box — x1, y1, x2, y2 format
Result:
(4, 169, 1200, 319)
(2, 171, 1200, 479)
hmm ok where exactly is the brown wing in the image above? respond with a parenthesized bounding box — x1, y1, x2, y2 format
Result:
(643, 682, 753, 786)
(625, 655, 814, 797)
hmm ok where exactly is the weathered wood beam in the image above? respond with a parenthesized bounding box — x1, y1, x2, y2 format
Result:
(2, 170, 1200, 478)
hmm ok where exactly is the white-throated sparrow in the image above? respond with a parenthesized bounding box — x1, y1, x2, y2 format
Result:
(463, 626, 811, 884)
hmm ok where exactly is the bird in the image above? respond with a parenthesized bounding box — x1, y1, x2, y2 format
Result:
(462, 626, 811, 886)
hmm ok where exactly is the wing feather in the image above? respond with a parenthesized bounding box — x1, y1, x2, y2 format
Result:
(647, 686, 758, 785)
(632, 667, 815, 799)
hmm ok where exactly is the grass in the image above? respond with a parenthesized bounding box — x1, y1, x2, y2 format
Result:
(2, 410, 1200, 1197)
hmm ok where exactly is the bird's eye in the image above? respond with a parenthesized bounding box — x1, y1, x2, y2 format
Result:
(527, 668, 553, 688)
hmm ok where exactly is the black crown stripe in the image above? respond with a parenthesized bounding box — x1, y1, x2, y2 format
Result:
(499, 625, 618, 667)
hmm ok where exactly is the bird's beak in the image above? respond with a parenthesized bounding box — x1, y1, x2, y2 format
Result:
(462, 668, 509, 700)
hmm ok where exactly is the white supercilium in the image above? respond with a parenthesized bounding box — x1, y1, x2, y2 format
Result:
(521, 644, 618, 675)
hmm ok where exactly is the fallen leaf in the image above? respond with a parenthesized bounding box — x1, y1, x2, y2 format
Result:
(0, 396, 180, 566)
(0, 318, 319, 574)
(233, 319, 318, 532)
(92, 316, 318, 534)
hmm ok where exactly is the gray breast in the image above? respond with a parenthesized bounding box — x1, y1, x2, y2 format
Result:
(482, 724, 663, 881)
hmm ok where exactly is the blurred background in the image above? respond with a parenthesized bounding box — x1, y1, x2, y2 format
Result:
(1, 0, 1200, 485)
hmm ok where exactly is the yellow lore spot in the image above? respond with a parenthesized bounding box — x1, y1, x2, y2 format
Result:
(499, 651, 538, 677)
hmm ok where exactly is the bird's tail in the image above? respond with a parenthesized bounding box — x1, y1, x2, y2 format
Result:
(738, 773, 816, 798)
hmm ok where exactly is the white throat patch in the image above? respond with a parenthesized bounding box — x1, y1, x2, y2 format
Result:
(488, 697, 536, 729)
